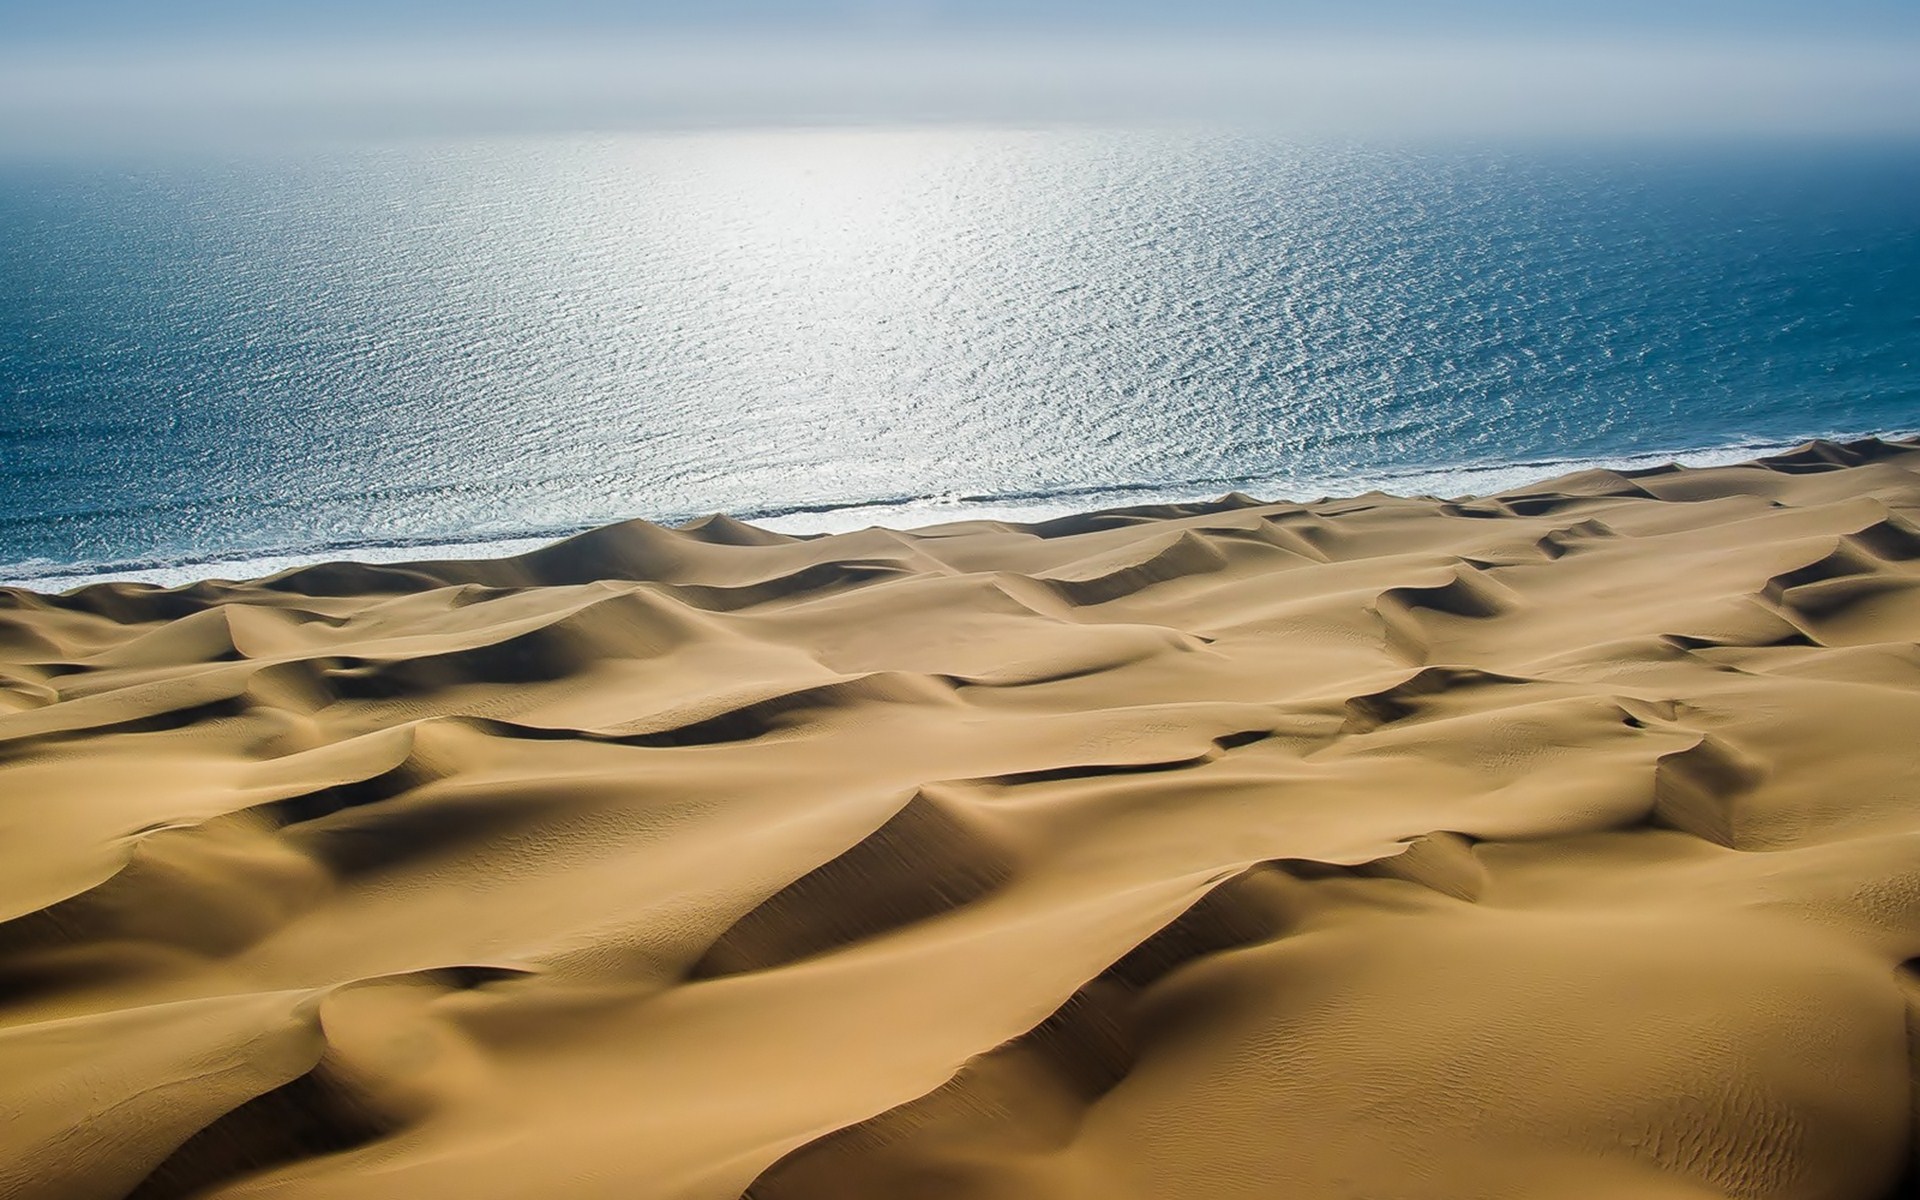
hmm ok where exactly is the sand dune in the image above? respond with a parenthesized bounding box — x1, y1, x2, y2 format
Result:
(4, 438, 1920, 1200)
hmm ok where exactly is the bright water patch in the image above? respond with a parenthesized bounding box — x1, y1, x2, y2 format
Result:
(2, 129, 1916, 588)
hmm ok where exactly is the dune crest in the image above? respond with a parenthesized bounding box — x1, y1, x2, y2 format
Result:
(4, 439, 1920, 1200)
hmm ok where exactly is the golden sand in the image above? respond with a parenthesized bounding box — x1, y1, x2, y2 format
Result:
(3, 439, 1918, 1200)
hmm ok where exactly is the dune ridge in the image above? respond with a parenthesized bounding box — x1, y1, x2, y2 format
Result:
(4, 438, 1920, 1199)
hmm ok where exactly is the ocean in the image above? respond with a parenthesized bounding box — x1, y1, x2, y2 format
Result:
(2, 128, 1915, 590)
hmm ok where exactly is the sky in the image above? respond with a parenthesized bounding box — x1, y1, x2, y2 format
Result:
(2, 1, 1917, 145)
(4, 1, 1917, 38)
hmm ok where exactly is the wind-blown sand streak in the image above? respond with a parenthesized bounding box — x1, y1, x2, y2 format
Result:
(3, 438, 1919, 1200)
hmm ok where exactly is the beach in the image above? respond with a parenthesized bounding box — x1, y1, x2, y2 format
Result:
(2, 437, 1919, 1200)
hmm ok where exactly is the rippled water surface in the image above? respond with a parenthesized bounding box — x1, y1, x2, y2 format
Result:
(2, 129, 1916, 586)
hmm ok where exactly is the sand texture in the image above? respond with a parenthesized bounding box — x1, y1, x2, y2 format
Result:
(4, 438, 1920, 1200)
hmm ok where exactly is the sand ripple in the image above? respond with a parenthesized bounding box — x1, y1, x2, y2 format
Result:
(3, 439, 1919, 1199)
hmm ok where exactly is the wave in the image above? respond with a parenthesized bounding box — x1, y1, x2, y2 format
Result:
(5, 430, 1910, 594)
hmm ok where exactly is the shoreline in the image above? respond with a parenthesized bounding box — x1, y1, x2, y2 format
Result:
(8, 429, 1910, 595)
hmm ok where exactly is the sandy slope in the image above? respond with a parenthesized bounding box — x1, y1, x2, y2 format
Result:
(3, 438, 1919, 1200)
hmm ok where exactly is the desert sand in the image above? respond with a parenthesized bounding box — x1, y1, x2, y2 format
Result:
(3, 438, 1919, 1200)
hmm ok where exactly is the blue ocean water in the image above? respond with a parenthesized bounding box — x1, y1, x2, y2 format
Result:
(2, 129, 1916, 589)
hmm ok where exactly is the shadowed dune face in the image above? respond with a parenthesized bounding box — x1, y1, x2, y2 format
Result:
(3, 438, 1920, 1200)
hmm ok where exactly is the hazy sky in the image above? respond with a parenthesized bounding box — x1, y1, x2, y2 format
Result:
(5, 1, 1917, 38)
(2, 1, 1917, 145)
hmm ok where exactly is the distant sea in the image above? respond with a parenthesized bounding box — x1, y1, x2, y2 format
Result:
(2, 128, 1916, 590)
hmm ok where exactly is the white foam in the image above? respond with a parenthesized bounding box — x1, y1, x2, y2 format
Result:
(5, 435, 1900, 594)
(4, 535, 563, 594)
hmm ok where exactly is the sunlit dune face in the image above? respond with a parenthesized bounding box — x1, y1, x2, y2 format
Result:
(7, 444, 1920, 1198)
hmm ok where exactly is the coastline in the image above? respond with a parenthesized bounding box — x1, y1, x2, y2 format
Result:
(3, 435, 1919, 1197)
(7, 429, 1910, 594)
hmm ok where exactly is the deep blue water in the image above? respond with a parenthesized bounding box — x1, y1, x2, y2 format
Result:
(2, 129, 1916, 588)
